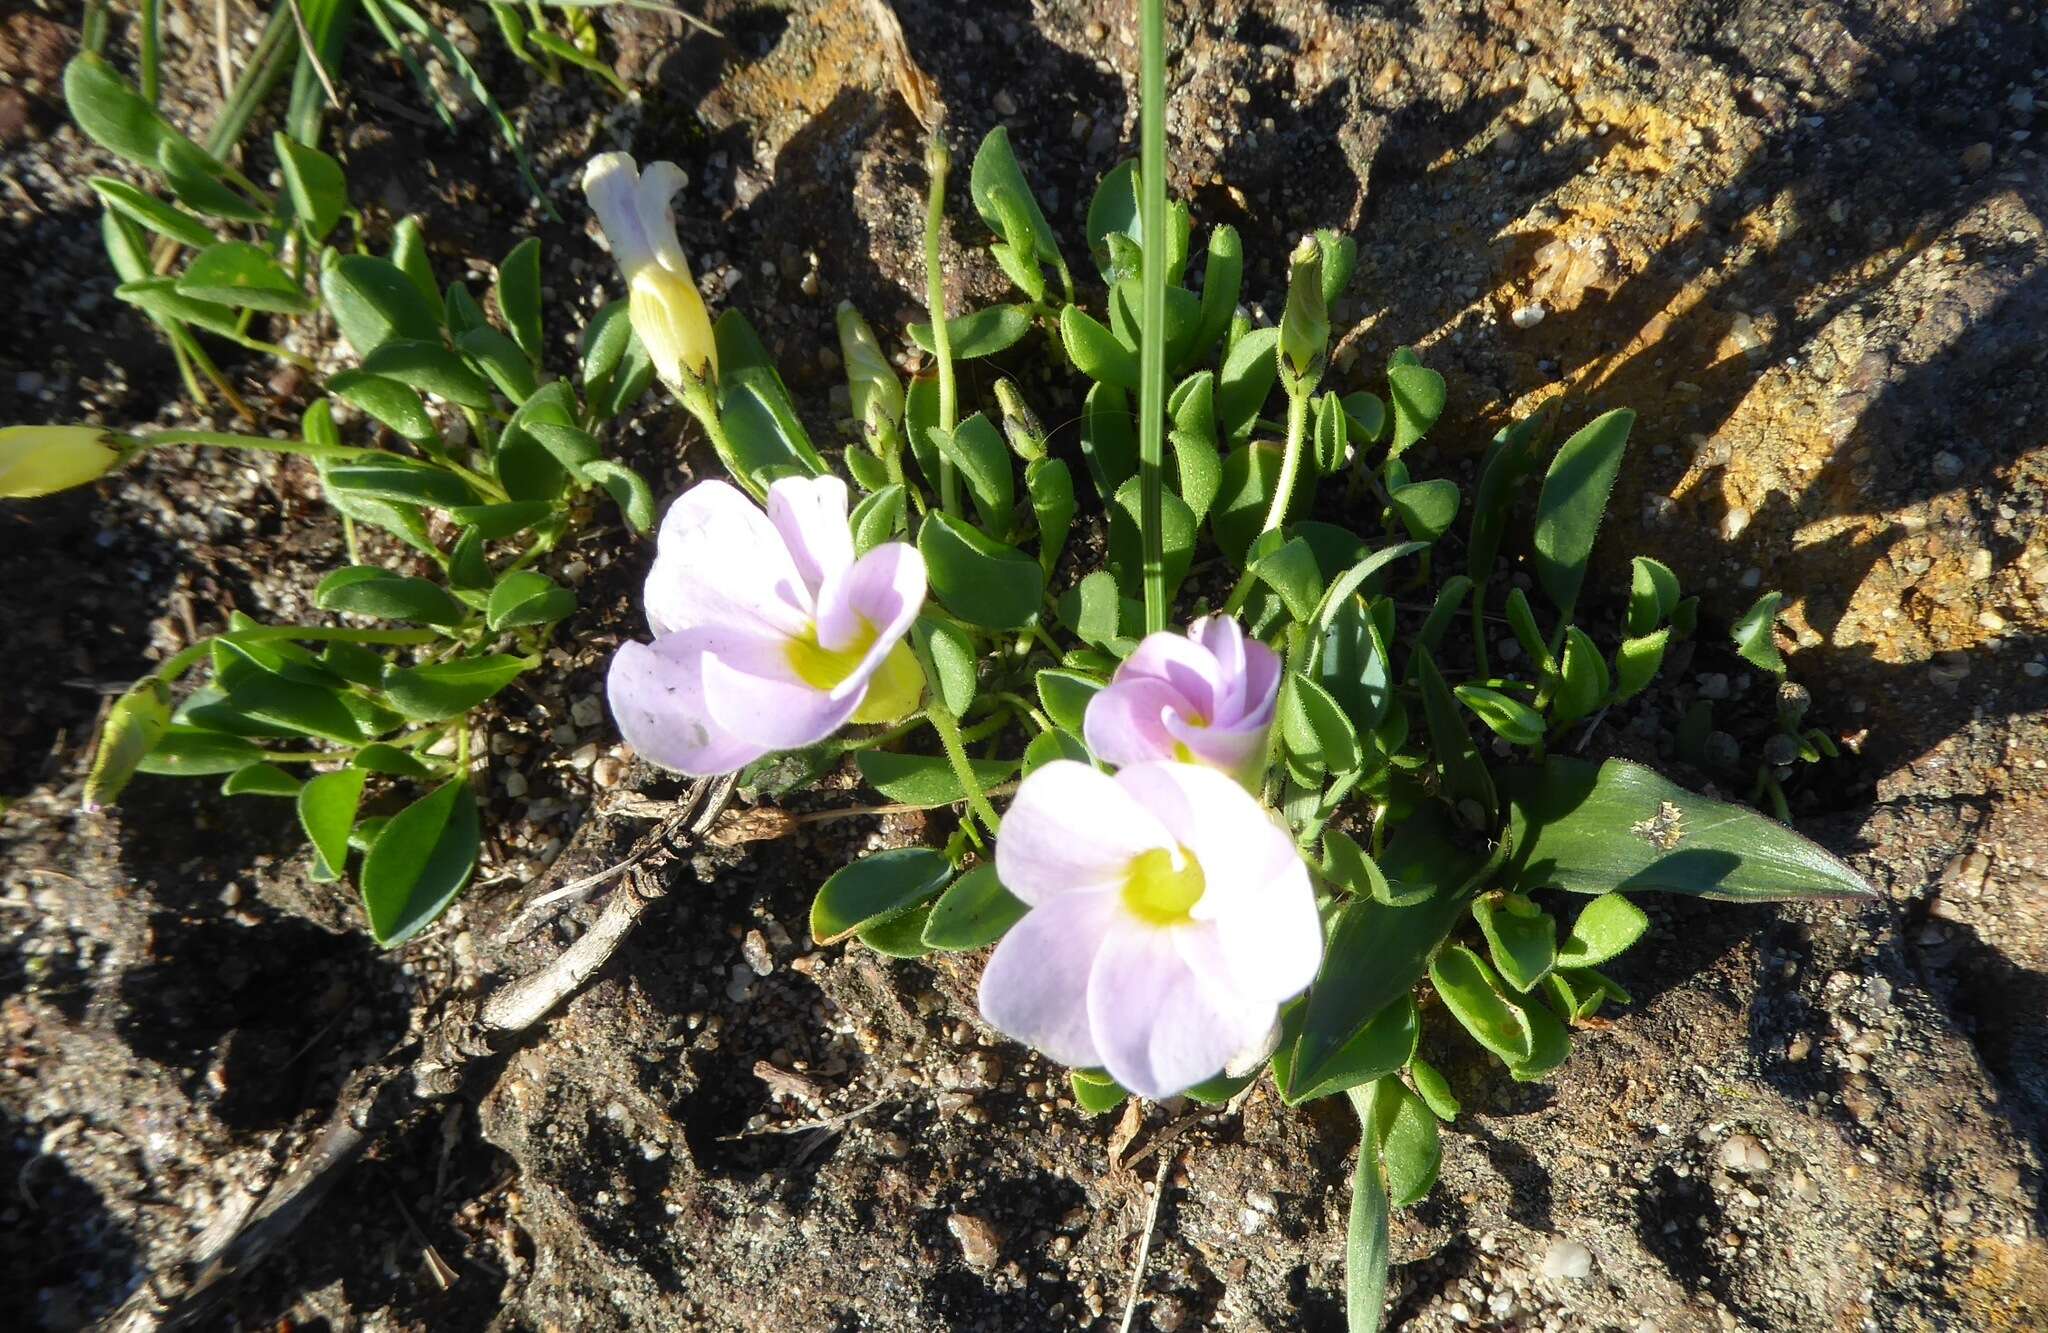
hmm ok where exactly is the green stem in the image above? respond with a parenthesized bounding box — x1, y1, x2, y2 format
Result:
(929, 701, 1002, 836)
(139, 0, 162, 104)
(922, 134, 961, 517)
(1260, 385, 1310, 535)
(677, 374, 765, 502)
(127, 428, 374, 464)
(1137, 0, 1168, 634)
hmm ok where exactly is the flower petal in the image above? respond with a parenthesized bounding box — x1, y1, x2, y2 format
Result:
(646, 480, 811, 639)
(814, 541, 927, 699)
(1190, 615, 1248, 714)
(766, 475, 855, 597)
(995, 761, 1174, 906)
(1160, 711, 1270, 780)
(1237, 634, 1284, 726)
(978, 890, 1121, 1070)
(1082, 675, 1186, 767)
(1087, 924, 1276, 1099)
(583, 152, 656, 277)
(1118, 630, 1224, 722)
(634, 159, 696, 280)
(607, 633, 769, 776)
(698, 635, 862, 750)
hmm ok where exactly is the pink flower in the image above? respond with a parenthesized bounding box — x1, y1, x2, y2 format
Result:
(1082, 615, 1282, 783)
(608, 476, 926, 775)
(978, 760, 1321, 1099)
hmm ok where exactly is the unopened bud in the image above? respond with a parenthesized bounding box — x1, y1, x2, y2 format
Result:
(0, 425, 121, 498)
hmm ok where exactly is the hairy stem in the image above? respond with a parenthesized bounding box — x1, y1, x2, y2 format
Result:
(922, 134, 961, 517)
(1260, 385, 1311, 535)
(1137, 0, 1168, 634)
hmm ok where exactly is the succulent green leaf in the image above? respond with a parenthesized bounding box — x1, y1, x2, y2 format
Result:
(361, 779, 479, 947)
(1732, 591, 1787, 674)
(1532, 408, 1634, 620)
(1557, 891, 1650, 968)
(1430, 944, 1535, 1062)
(810, 847, 952, 945)
(854, 752, 1020, 810)
(921, 863, 1029, 952)
(918, 511, 1043, 629)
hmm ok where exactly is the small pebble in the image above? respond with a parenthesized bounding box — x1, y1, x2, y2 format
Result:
(947, 1213, 1002, 1268)
(1720, 1133, 1773, 1176)
(570, 695, 603, 728)
(1541, 1237, 1593, 1280)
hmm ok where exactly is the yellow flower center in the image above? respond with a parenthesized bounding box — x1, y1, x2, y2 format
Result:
(785, 618, 880, 692)
(1121, 846, 1206, 926)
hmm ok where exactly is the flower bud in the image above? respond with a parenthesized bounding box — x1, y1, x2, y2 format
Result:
(835, 301, 903, 448)
(0, 425, 121, 498)
(83, 677, 171, 812)
(1278, 234, 1329, 387)
(584, 152, 718, 387)
(629, 266, 717, 389)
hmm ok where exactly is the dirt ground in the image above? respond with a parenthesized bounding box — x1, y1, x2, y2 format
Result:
(2, 0, 2044, 1329)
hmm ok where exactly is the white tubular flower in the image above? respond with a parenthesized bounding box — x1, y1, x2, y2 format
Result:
(582, 151, 718, 387)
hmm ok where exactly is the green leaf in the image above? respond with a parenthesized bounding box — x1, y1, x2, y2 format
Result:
(327, 371, 438, 446)
(921, 864, 1028, 951)
(1059, 570, 1123, 649)
(914, 618, 978, 716)
(1502, 757, 1875, 900)
(1472, 894, 1557, 992)
(918, 511, 1044, 630)
(1509, 1000, 1573, 1081)
(1253, 536, 1325, 623)
(969, 127, 1065, 274)
(810, 847, 951, 944)
(321, 456, 476, 511)
(1430, 944, 1535, 1062)
(458, 325, 539, 403)
(1022, 727, 1090, 776)
(580, 298, 634, 393)
(389, 216, 436, 304)
(1552, 626, 1610, 727)
(113, 277, 240, 338)
(1080, 381, 1137, 500)
(1312, 391, 1348, 472)
(1612, 627, 1670, 704)
(351, 743, 434, 778)
(222, 762, 302, 797)
(1627, 556, 1681, 635)
(857, 903, 935, 957)
(909, 304, 1033, 359)
(1108, 477, 1197, 604)
(1413, 645, 1496, 822)
(360, 339, 498, 410)
(448, 500, 552, 540)
(1168, 427, 1223, 528)
(380, 654, 531, 722)
(1732, 591, 1787, 674)
(1312, 543, 1430, 632)
(1370, 1078, 1442, 1207)
(1386, 360, 1446, 458)
(1281, 672, 1362, 776)
(1316, 596, 1393, 740)
(360, 779, 479, 947)
(1345, 1086, 1393, 1333)
(1454, 684, 1544, 746)
(1388, 478, 1460, 543)
(1467, 415, 1544, 588)
(1324, 829, 1429, 907)
(273, 132, 347, 242)
(298, 768, 367, 883)
(938, 413, 1016, 533)
(133, 724, 262, 777)
(89, 178, 217, 250)
(321, 253, 444, 358)
(854, 752, 1019, 809)
(1085, 159, 1141, 279)
(1218, 326, 1280, 445)
(155, 137, 264, 223)
(1532, 408, 1634, 620)
(445, 280, 487, 337)
(1276, 997, 1418, 1104)
(496, 236, 543, 364)
(1061, 305, 1138, 389)
(175, 240, 309, 314)
(486, 571, 575, 630)
(1025, 458, 1076, 578)
(1342, 391, 1388, 447)
(65, 54, 185, 167)
(850, 484, 907, 556)
(1408, 1057, 1460, 1121)
(1290, 812, 1488, 1090)
(1504, 586, 1554, 673)
(315, 566, 467, 625)
(1071, 1069, 1129, 1114)
(1557, 891, 1650, 968)
(1036, 669, 1102, 733)
(582, 459, 656, 536)
(495, 382, 587, 501)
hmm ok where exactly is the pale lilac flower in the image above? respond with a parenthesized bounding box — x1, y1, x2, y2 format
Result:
(608, 476, 926, 775)
(1082, 615, 1282, 783)
(583, 151, 717, 387)
(978, 760, 1321, 1099)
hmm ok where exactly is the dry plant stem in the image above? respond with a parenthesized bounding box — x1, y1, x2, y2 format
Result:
(104, 775, 737, 1332)
(1118, 1148, 1176, 1333)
